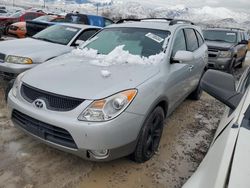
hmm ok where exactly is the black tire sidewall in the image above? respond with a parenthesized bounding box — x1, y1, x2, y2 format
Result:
(132, 107, 165, 163)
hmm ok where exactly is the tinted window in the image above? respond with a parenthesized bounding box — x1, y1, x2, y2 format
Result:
(104, 19, 113, 26)
(65, 14, 88, 24)
(184, 29, 199, 52)
(203, 30, 237, 43)
(84, 28, 170, 57)
(24, 13, 39, 20)
(33, 25, 80, 45)
(195, 30, 204, 47)
(172, 29, 186, 56)
(78, 29, 99, 41)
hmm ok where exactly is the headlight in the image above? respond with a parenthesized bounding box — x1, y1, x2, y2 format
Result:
(19, 27, 26, 31)
(12, 72, 26, 97)
(78, 89, 137, 122)
(5, 55, 32, 64)
(218, 51, 232, 58)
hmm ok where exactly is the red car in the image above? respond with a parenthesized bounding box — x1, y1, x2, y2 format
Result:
(0, 10, 45, 34)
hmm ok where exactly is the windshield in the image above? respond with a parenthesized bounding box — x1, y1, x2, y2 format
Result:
(83, 28, 170, 57)
(33, 25, 80, 45)
(10, 11, 24, 18)
(33, 15, 55, 22)
(203, 30, 237, 43)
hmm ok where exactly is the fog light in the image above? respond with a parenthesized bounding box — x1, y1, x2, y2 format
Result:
(220, 65, 225, 69)
(90, 149, 109, 159)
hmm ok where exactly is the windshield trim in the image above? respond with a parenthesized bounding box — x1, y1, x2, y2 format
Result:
(81, 27, 171, 56)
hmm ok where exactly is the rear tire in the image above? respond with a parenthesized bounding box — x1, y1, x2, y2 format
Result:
(131, 107, 164, 163)
(189, 84, 202, 100)
(227, 58, 236, 74)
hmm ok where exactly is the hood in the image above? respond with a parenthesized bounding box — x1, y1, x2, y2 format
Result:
(12, 21, 26, 27)
(206, 40, 235, 51)
(0, 38, 73, 63)
(22, 54, 160, 99)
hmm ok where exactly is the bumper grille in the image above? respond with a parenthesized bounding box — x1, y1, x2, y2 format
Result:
(21, 83, 84, 111)
(12, 110, 77, 149)
(9, 25, 18, 31)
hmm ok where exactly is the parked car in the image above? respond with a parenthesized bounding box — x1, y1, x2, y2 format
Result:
(26, 12, 113, 36)
(0, 10, 45, 34)
(7, 21, 26, 38)
(7, 18, 208, 162)
(183, 67, 250, 188)
(0, 23, 100, 79)
(8, 15, 65, 38)
(203, 28, 248, 73)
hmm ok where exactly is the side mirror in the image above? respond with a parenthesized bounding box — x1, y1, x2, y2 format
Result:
(200, 70, 243, 110)
(239, 40, 248, 45)
(172, 51, 194, 63)
(74, 39, 84, 47)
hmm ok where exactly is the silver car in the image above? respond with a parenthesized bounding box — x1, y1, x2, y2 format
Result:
(8, 19, 208, 162)
(0, 23, 100, 79)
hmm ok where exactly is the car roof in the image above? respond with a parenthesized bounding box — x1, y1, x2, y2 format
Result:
(204, 28, 241, 33)
(55, 23, 101, 29)
(107, 20, 197, 32)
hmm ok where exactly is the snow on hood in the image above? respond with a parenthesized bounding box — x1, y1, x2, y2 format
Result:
(72, 45, 165, 66)
(22, 46, 162, 99)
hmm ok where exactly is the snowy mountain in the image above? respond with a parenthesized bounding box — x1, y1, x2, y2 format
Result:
(1, 0, 250, 29)
(102, 2, 250, 29)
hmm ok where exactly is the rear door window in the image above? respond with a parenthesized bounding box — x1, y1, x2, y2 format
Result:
(195, 30, 204, 47)
(184, 28, 199, 52)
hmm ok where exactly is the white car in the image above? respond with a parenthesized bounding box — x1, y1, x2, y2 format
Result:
(183, 67, 250, 188)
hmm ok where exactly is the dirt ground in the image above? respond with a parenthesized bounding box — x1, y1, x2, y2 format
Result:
(0, 50, 249, 188)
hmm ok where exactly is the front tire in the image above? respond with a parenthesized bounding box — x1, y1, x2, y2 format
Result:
(131, 107, 165, 163)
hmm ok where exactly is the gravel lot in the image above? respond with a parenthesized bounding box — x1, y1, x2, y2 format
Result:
(0, 36, 249, 188)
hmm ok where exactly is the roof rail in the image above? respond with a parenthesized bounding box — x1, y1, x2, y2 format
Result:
(116, 18, 195, 25)
(206, 27, 245, 31)
(169, 19, 195, 25)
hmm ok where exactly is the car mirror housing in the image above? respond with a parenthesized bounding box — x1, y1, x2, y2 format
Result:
(74, 39, 84, 47)
(239, 40, 249, 45)
(200, 70, 243, 110)
(173, 50, 194, 63)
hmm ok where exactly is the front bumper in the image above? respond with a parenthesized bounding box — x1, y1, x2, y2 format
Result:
(8, 89, 145, 161)
(0, 62, 35, 75)
(207, 57, 232, 71)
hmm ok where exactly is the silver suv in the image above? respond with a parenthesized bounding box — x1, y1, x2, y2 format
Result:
(8, 18, 208, 162)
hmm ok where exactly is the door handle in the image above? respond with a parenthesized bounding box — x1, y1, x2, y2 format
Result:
(188, 65, 194, 71)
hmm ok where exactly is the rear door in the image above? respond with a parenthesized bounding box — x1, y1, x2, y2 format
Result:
(184, 28, 206, 90)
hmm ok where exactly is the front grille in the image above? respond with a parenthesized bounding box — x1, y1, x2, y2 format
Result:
(12, 110, 77, 149)
(0, 53, 5, 62)
(21, 83, 84, 111)
(208, 48, 219, 53)
(9, 25, 18, 31)
(208, 53, 217, 58)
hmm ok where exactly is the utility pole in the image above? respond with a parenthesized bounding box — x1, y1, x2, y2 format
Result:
(12, 0, 14, 7)
(43, 0, 46, 9)
(96, 3, 99, 15)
